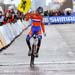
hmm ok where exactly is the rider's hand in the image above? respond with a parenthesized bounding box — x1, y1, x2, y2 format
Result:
(43, 33, 46, 36)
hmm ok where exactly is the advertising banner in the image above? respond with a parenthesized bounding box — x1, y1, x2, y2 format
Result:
(0, 41, 3, 49)
(0, 29, 7, 49)
(7, 24, 15, 39)
(44, 16, 75, 24)
(14, 22, 22, 35)
(3, 24, 13, 42)
(17, 20, 24, 30)
(0, 26, 11, 46)
(0, 20, 27, 49)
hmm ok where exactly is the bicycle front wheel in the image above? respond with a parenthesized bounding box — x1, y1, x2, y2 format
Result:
(30, 54, 34, 68)
(30, 44, 35, 68)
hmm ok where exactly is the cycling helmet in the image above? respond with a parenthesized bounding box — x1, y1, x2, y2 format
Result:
(36, 7, 43, 14)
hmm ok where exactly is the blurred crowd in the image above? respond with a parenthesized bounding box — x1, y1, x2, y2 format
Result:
(0, 8, 73, 26)
(0, 9, 25, 26)
(44, 10, 72, 16)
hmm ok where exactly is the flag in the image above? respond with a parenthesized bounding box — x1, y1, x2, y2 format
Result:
(18, 0, 31, 14)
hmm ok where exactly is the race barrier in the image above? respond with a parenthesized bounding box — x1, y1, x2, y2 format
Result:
(43, 15, 75, 24)
(0, 20, 30, 49)
(1, 15, 75, 49)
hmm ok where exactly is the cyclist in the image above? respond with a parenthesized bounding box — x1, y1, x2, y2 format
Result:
(25, 7, 46, 57)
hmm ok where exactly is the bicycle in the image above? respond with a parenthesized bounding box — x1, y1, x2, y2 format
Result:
(30, 34, 38, 68)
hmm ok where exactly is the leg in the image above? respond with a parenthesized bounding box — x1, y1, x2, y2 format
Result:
(36, 35, 42, 54)
(26, 27, 35, 56)
(26, 34, 32, 56)
(36, 30, 42, 54)
(26, 34, 31, 50)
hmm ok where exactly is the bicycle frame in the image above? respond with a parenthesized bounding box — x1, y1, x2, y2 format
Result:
(30, 34, 38, 68)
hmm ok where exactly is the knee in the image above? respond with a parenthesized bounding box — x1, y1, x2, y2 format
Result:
(26, 35, 31, 42)
(38, 35, 42, 41)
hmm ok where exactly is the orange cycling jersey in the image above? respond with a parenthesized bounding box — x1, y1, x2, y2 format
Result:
(25, 12, 45, 33)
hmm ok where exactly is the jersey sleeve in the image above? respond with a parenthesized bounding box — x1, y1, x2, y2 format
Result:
(25, 13, 30, 21)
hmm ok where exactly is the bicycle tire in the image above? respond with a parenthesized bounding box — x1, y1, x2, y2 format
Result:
(30, 44, 35, 68)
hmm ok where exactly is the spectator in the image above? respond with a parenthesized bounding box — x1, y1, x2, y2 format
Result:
(66, 10, 71, 16)
(3, 9, 15, 24)
(44, 10, 48, 16)
(0, 11, 4, 26)
(49, 10, 53, 16)
(60, 10, 65, 16)
(3, 10, 10, 24)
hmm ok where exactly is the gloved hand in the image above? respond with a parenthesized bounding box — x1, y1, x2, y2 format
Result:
(43, 33, 46, 36)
